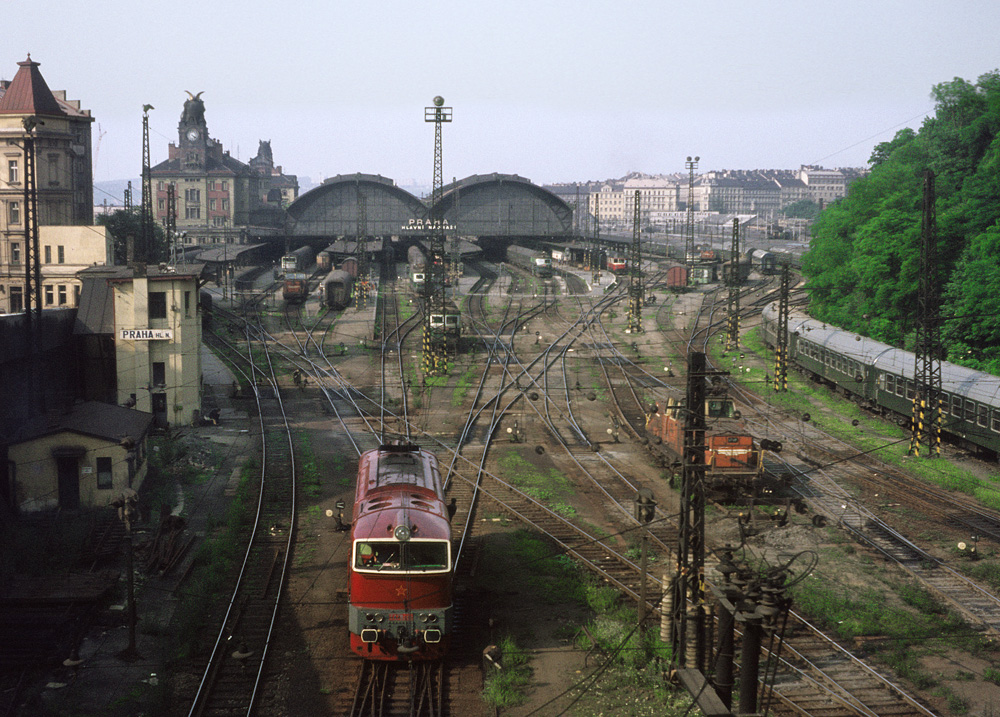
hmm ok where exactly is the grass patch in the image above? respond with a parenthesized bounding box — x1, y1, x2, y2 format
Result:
(452, 364, 479, 407)
(482, 634, 532, 709)
(498, 449, 578, 518)
(295, 431, 322, 499)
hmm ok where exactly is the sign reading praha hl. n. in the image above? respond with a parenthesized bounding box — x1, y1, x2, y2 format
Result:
(120, 328, 173, 340)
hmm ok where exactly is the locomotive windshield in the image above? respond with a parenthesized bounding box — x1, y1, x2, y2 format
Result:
(354, 540, 450, 573)
(707, 398, 736, 418)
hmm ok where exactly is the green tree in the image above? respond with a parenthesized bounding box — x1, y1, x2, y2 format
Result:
(804, 69, 1000, 368)
(781, 199, 821, 220)
(97, 208, 168, 265)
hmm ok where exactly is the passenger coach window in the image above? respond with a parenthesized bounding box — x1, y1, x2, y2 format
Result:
(978, 405, 988, 427)
(952, 396, 963, 416)
(966, 400, 976, 422)
(992, 411, 1000, 433)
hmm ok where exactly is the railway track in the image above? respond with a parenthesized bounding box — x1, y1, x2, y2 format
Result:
(186, 311, 298, 717)
(211, 258, 959, 715)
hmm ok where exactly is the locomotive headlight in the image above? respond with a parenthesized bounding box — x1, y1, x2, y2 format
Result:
(394, 525, 411, 542)
(366, 613, 376, 622)
(427, 614, 438, 623)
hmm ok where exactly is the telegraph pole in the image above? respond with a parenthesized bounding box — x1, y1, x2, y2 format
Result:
(911, 169, 943, 457)
(140, 105, 154, 264)
(21, 117, 42, 325)
(773, 263, 790, 392)
(685, 155, 699, 272)
(166, 184, 177, 264)
(627, 190, 643, 334)
(355, 185, 369, 310)
(672, 352, 709, 671)
(592, 199, 601, 284)
(423, 96, 452, 375)
(725, 217, 741, 351)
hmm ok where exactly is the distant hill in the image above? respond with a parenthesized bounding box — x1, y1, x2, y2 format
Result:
(94, 179, 139, 208)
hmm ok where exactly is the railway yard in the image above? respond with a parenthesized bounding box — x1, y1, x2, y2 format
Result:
(22, 251, 1000, 717)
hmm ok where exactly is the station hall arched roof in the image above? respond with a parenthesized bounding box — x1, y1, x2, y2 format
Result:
(285, 173, 428, 238)
(285, 172, 573, 239)
(436, 174, 572, 237)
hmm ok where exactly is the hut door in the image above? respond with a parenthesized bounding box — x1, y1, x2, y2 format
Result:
(57, 457, 80, 510)
(152, 393, 168, 429)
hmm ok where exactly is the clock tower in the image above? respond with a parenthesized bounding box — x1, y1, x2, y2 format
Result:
(178, 91, 208, 168)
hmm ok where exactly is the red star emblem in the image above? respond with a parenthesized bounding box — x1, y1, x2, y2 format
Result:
(396, 585, 408, 597)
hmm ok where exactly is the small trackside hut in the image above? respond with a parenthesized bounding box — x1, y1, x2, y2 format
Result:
(349, 444, 453, 661)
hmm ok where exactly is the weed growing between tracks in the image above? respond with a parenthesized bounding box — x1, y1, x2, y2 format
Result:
(171, 457, 257, 658)
(477, 529, 694, 715)
(295, 431, 322, 499)
(498, 449, 579, 518)
(482, 634, 532, 710)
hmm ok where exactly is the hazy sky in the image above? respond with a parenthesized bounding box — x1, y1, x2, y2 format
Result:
(7, 0, 999, 198)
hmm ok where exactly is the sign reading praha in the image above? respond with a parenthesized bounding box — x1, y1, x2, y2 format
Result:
(401, 218, 456, 232)
(120, 328, 173, 341)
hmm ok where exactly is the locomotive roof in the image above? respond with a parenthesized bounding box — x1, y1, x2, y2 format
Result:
(353, 445, 450, 541)
(356, 445, 444, 499)
(779, 307, 1000, 405)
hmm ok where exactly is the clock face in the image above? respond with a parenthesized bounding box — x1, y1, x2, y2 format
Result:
(186, 129, 199, 141)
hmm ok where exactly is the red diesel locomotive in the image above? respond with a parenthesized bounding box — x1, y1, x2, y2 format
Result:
(348, 444, 453, 660)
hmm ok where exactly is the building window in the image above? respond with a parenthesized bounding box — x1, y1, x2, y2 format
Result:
(221, 198, 230, 212)
(185, 188, 200, 203)
(58, 285, 67, 305)
(57, 245, 65, 264)
(185, 207, 200, 219)
(222, 181, 228, 191)
(208, 180, 215, 190)
(47, 154, 59, 186)
(184, 290, 191, 317)
(152, 362, 166, 387)
(209, 198, 216, 211)
(8, 159, 18, 184)
(44, 285, 53, 305)
(149, 291, 167, 319)
(213, 216, 226, 226)
(10, 242, 20, 264)
(96, 457, 113, 489)
(8, 201, 20, 225)
(9, 286, 22, 312)
(44, 245, 51, 263)
(158, 199, 165, 210)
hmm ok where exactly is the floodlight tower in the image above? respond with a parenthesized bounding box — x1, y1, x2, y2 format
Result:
(627, 190, 643, 334)
(685, 156, 699, 272)
(423, 96, 453, 375)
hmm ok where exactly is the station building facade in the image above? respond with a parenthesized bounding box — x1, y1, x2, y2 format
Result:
(0, 55, 95, 314)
